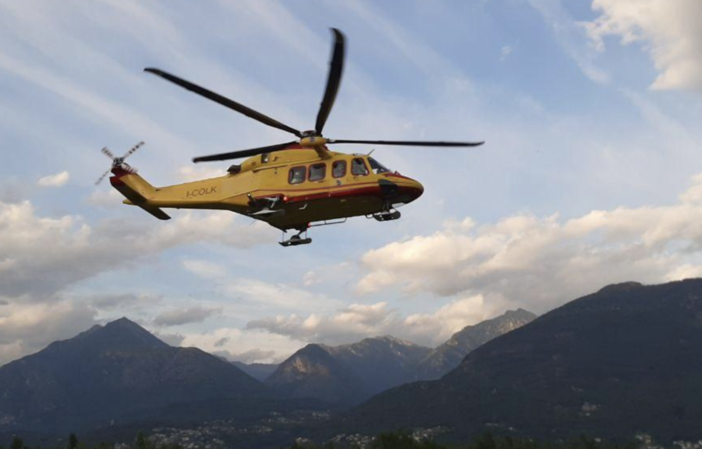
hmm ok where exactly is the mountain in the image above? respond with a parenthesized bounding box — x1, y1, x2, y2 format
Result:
(0, 318, 270, 434)
(340, 280, 702, 442)
(326, 336, 433, 393)
(266, 336, 431, 406)
(266, 313, 537, 407)
(232, 361, 280, 381)
(417, 309, 537, 379)
(266, 344, 362, 405)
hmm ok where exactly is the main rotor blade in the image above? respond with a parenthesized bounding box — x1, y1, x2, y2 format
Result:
(327, 139, 485, 147)
(193, 141, 299, 163)
(144, 68, 303, 138)
(315, 28, 345, 135)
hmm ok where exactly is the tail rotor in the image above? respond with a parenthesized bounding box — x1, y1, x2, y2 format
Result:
(95, 141, 144, 185)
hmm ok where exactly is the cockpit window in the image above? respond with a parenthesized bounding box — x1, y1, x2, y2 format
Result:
(351, 158, 369, 176)
(368, 157, 391, 174)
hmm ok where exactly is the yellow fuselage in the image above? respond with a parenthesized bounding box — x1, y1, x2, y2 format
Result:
(110, 147, 423, 231)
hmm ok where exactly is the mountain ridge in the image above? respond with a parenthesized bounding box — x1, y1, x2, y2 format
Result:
(417, 308, 537, 379)
(0, 318, 268, 433)
(265, 309, 535, 406)
(340, 279, 702, 442)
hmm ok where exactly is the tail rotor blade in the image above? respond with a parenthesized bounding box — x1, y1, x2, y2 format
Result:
(122, 141, 145, 159)
(315, 28, 345, 135)
(95, 168, 111, 186)
(101, 147, 115, 160)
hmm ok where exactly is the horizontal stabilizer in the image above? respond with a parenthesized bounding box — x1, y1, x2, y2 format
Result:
(141, 204, 171, 220)
(112, 173, 170, 220)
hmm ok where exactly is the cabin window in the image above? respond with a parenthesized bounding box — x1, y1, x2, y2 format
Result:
(332, 160, 347, 178)
(368, 157, 391, 174)
(351, 158, 369, 176)
(289, 166, 306, 184)
(309, 163, 326, 182)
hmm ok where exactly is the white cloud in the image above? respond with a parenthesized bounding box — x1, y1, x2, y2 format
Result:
(355, 170, 702, 315)
(302, 262, 356, 288)
(222, 278, 340, 312)
(183, 259, 341, 313)
(227, 348, 276, 364)
(152, 330, 185, 347)
(182, 259, 228, 280)
(500, 45, 515, 61)
(527, 0, 609, 84)
(247, 296, 495, 348)
(86, 189, 123, 208)
(153, 305, 221, 326)
(0, 200, 273, 298)
(180, 327, 299, 364)
(88, 292, 161, 310)
(584, 0, 702, 91)
(404, 295, 495, 344)
(0, 197, 276, 364)
(37, 171, 70, 187)
(665, 264, 702, 282)
(178, 166, 227, 183)
(0, 299, 97, 366)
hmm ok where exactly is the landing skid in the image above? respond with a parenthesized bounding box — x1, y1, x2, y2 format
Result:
(279, 219, 349, 247)
(280, 230, 312, 247)
(371, 210, 401, 222)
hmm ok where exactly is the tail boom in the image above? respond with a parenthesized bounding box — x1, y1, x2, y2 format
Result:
(110, 168, 171, 220)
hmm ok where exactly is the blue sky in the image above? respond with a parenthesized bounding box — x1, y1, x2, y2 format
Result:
(2, 0, 702, 364)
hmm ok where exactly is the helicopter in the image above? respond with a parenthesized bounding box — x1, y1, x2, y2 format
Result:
(101, 29, 483, 247)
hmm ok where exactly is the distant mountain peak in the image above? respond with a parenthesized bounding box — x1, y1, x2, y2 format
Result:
(598, 281, 644, 294)
(300, 343, 331, 355)
(503, 308, 537, 318)
(267, 337, 432, 406)
(372, 335, 417, 345)
(109, 316, 141, 327)
(0, 317, 267, 433)
(46, 317, 168, 355)
(416, 308, 537, 380)
(97, 317, 169, 349)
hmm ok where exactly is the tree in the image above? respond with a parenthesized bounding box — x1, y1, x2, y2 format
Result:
(135, 431, 151, 449)
(9, 436, 23, 449)
(67, 434, 78, 449)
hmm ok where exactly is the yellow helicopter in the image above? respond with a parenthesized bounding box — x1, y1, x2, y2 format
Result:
(99, 29, 483, 246)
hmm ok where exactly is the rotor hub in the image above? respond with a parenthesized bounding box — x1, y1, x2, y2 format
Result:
(299, 136, 328, 147)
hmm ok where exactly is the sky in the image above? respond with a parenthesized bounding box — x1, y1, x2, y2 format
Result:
(2, 0, 702, 365)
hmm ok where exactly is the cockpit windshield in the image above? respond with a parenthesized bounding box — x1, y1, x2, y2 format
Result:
(368, 157, 391, 175)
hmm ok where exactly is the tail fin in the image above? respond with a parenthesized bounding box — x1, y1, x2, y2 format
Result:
(110, 168, 171, 220)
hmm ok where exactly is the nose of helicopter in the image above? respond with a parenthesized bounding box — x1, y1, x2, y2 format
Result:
(406, 178, 424, 202)
(379, 176, 424, 204)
